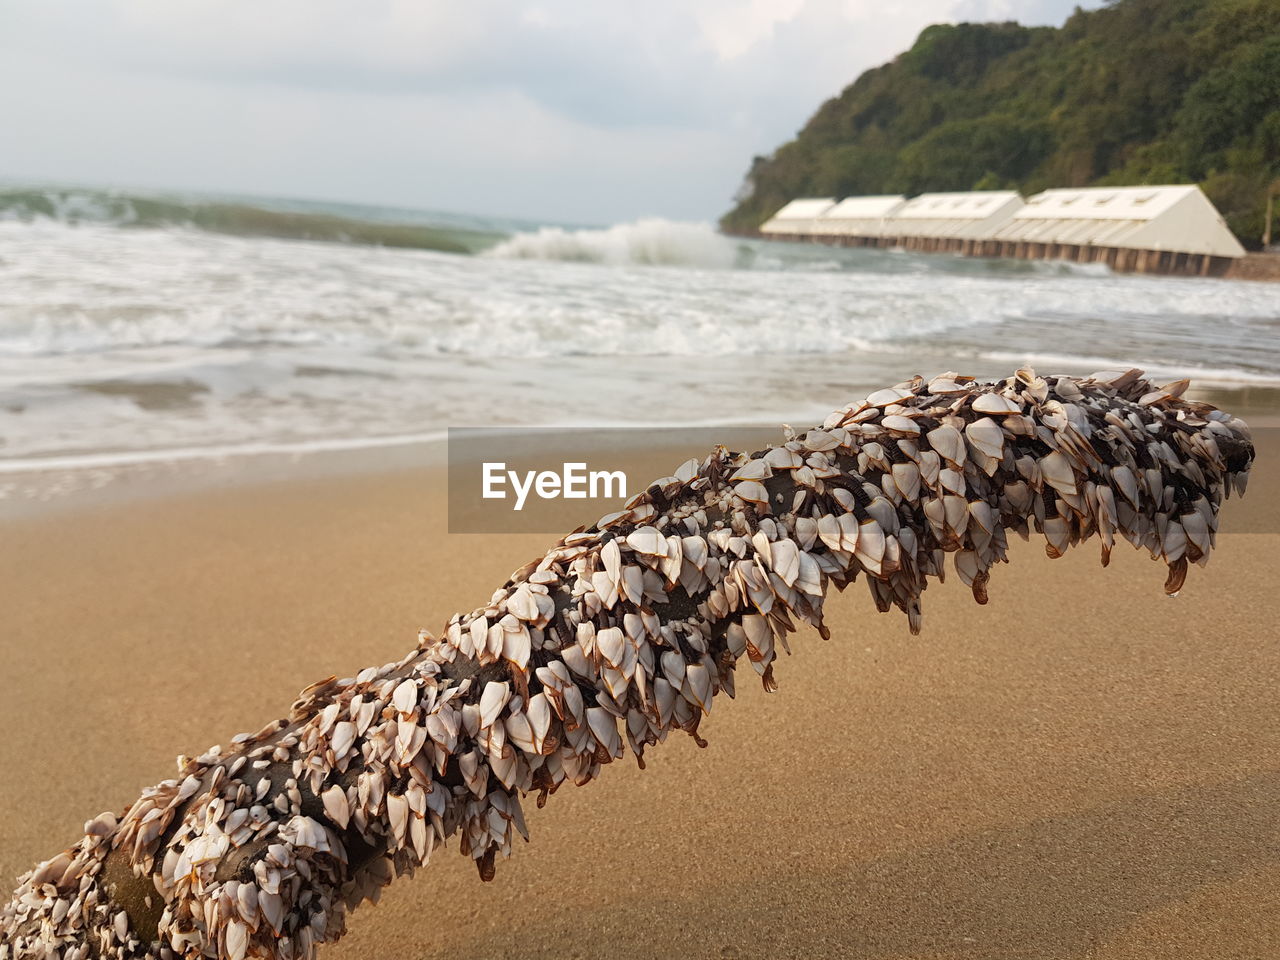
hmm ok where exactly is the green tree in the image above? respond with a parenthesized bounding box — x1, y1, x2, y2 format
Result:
(720, 0, 1280, 249)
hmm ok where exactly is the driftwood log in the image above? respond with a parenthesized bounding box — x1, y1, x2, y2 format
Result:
(0, 368, 1255, 960)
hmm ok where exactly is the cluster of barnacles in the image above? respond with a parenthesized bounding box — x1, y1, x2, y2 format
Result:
(0, 369, 1253, 960)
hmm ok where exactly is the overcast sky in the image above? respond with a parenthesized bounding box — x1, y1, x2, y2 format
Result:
(0, 1, 1099, 225)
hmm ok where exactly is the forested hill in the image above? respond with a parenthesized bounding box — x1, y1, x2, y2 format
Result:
(721, 0, 1280, 248)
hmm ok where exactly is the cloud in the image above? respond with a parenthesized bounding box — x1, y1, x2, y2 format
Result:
(0, 0, 1099, 223)
(696, 0, 808, 61)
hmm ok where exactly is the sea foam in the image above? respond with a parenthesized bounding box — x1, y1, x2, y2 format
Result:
(1, 203, 1278, 474)
(483, 218, 742, 269)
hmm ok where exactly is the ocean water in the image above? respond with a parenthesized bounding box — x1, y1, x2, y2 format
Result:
(1, 186, 1278, 478)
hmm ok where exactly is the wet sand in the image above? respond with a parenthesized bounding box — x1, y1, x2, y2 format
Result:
(1, 431, 1277, 959)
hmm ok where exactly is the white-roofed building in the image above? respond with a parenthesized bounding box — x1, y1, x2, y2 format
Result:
(988, 185, 1246, 262)
(743, 184, 1249, 276)
(759, 198, 836, 237)
(882, 191, 1024, 245)
(809, 195, 906, 241)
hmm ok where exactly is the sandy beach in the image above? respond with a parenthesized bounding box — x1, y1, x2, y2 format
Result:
(1, 416, 1276, 960)
(3, 1, 1278, 955)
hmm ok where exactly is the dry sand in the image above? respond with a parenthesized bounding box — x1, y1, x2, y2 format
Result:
(1, 432, 1277, 960)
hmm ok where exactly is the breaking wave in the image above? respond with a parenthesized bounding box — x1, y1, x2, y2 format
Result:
(483, 219, 747, 269)
(0, 187, 507, 255)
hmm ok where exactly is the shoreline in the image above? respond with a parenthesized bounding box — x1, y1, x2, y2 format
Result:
(3, 384, 1277, 526)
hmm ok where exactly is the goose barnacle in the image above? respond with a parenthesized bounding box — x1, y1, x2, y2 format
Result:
(0, 368, 1254, 960)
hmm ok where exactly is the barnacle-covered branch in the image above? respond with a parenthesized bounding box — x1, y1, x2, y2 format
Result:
(0, 368, 1255, 960)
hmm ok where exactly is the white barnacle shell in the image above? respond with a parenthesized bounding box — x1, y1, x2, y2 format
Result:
(972, 393, 1022, 415)
(469, 617, 488, 655)
(660, 649, 686, 687)
(837, 513, 860, 553)
(816, 514, 842, 552)
(731, 459, 772, 482)
(392, 679, 418, 716)
(681, 536, 708, 571)
(596, 627, 627, 669)
(561, 642, 591, 678)
(386, 793, 410, 847)
(1040, 450, 1078, 497)
(621, 564, 645, 604)
(1163, 519, 1187, 562)
(955, 550, 981, 586)
(892, 461, 921, 501)
(968, 500, 997, 536)
(330, 721, 357, 762)
(317, 702, 341, 736)
(601, 538, 622, 585)
(288, 815, 329, 852)
(479, 681, 510, 729)
(795, 550, 823, 597)
(526, 693, 552, 751)
(769, 538, 800, 587)
(939, 467, 965, 495)
(793, 465, 817, 489)
(507, 584, 540, 622)
(880, 414, 921, 437)
(259, 890, 285, 933)
(225, 920, 249, 960)
(674, 458, 700, 483)
(683, 663, 713, 713)
(321, 785, 350, 830)
(586, 707, 621, 756)
(1042, 516, 1070, 557)
(866, 386, 914, 407)
(943, 495, 968, 534)
(802, 428, 841, 452)
(502, 624, 531, 670)
(734, 480, 770, 508)
(854, 519, 886, 574)
(965, 417, 1005, 461)
(764, 446, 804, 470)
(866, 496, 898, 533)
(927, 424, 966, 466)
(928, 376, 969, 395)
(626, 526, 667, 557)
